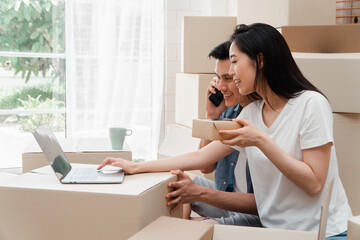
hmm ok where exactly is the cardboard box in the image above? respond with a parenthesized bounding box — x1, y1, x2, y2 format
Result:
(22, 151, 132, 173)
(129, 216, 317, 240)
(0, 165, 182, 240)
(158, 124, 200, 159)
(292, 52, 360, 113)
(175, 73, 213, 127)
(237, 0, 335, 28)
(192, 119, 242, 141)
(130, 164, 334, 240)
(333, 113, 360, 215)
(182, 17, 237, 73)
(158, 124, 214, 181)
(129, 216, 214, 240)
(281, 25, 360, 113)
(282, 25, 360, 53)
(348, 216, 360, 240)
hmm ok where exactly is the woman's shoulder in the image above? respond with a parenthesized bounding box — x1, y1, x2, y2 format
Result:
(293, 90, 331, 112)
(295, 90, 328, 104)
(297, 90, 324, 99)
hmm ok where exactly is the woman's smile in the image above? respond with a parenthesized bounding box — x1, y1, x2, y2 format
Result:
(234, 78, 241, 88)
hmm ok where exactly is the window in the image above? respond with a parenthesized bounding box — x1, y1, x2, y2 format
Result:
(0, 0, 66, 168)
(0, 0, 165, 168)
(336, 0, 360, 24)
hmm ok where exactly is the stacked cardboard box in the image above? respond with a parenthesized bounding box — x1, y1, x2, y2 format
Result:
(175, 73, 214, 128)
(237, 0, 335, 27)
(160, 16, 238, 180)
(181, 17, 237, 74)
(333, 113, 360, 216)
(158, 124, 199, 159)
(348, 216, 360, 240)
(157, 124, 214, 181)
(282, 24, 360, 216)
(175, 16, 237, 128)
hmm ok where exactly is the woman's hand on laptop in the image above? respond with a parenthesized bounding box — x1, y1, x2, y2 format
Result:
(97, 157, 137, 174)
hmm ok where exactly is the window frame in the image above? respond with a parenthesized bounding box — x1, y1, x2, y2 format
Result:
(0, 0, 69, 135)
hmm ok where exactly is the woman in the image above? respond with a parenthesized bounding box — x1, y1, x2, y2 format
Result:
(98, 23, 351, 239)
(220, 23, 351, 239)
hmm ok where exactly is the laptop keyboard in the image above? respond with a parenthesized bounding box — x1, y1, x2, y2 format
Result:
(66, 168, 100, 181)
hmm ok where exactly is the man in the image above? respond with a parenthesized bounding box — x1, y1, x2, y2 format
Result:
(98, 41, 261, 226)
(181, 41, 261, 226)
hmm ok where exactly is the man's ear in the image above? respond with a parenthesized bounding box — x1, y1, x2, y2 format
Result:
(257, 53, 264, 70)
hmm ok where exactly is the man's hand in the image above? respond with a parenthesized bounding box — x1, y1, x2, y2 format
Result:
(166, 170, 202, 214)
(206, 77, 226, 118)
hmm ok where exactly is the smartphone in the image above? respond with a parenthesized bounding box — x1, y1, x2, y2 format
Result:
(208, 88, 224, 107)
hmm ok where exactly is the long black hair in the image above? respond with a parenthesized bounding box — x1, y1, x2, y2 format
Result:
(230, 23, 324, 104)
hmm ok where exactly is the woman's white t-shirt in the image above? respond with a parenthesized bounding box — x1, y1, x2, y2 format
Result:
(233, 91, 352, 237)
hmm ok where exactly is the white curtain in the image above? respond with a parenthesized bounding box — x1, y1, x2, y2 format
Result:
(67, 0, 165, 160)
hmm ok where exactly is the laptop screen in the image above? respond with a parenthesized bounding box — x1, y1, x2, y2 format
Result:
(32, 124, 71, 180)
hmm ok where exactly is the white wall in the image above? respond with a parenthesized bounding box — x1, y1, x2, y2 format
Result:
(164, 0, 237, 126)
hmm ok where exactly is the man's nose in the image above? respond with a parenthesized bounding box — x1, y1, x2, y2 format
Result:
(218, 79, 228, 90)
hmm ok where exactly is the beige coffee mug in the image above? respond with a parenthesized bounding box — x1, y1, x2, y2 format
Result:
(109, 127, 132, 150)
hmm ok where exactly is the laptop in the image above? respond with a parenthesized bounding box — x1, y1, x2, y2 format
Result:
(32, 124, 125, 184)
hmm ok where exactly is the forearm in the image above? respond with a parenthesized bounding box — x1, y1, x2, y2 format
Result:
(134, 141, 234, 174)
(198, 139, 217, 173)
(199, 139, 216, 173)
(197, 186, 257, 215)
(134, 151, 204, 173)
(257, 134, 329, 196)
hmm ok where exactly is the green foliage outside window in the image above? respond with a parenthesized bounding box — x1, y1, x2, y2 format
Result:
(5, 94, 65, 132)
(0, 0, 66, 132)
(0, 0, 65, 82)
(0, 83, 65, 109)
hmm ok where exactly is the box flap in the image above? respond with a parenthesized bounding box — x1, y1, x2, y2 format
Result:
(213, 121, 242, 131)
(129, 216, 213, 240)
(317, 178, 334, 240)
